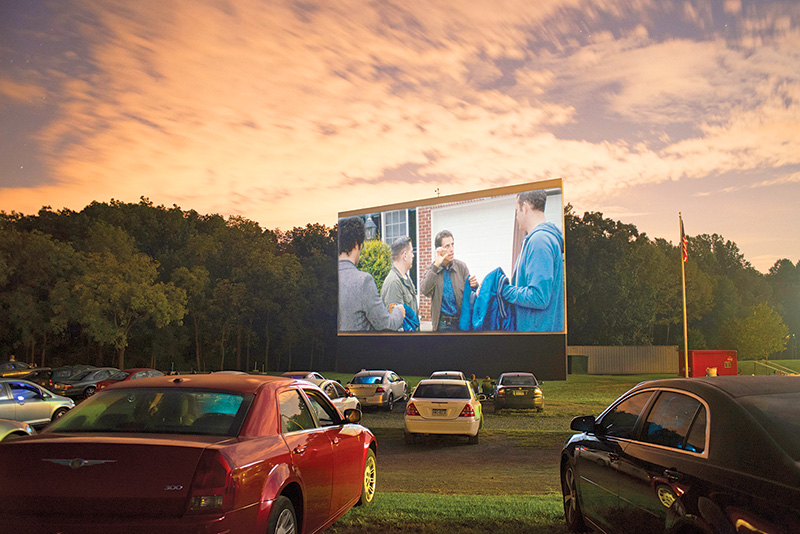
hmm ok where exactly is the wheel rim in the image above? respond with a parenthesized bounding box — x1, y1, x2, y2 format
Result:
(363, 454, 377, 503)
(387, 394, 394, 410)
(275, 508, 296, 534)
(563, 466, 579, 524)
(84, 387, 96, 398)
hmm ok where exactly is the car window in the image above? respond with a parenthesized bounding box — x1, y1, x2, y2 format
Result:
(10, 382, 41, 401)
(331, 382, 347, 398)
(501, 375, 537, 386)
(304, 389, 341, 427)
(740, 392, 800, 461)
(598, 391, 653, 439)
(351, 375, 382, 385)
(414, 383, 470, 399)
(278, 389, 316, 433)
(641, 391, 706, 452)
(323, 383, 339, 399)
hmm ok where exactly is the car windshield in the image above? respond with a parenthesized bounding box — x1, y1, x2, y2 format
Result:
(109, 371, 130, 381)
(70, 370, 93, 381)
(45, 389, 253, 437)
(414, 383, 470, 399)
(351, 375, 382, 385)
(739, 392, 800, 461)
(501, 375, 537, 386)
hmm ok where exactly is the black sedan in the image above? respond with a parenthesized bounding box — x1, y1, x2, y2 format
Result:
(560, 376, 800, 534)
(493, 372, 543, 411)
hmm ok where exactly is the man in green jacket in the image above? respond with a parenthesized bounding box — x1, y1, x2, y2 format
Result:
(380, 236, 418, 327)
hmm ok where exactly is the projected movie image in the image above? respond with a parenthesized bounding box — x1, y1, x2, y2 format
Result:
(338, 181, 565, 334)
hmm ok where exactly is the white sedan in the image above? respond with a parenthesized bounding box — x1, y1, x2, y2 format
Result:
(303, 378, 361, 413)
(404, 379, 483, 444)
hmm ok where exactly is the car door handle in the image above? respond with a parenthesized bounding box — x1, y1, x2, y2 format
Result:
(664, 469, 682, 481)
(293, 445, 307, 455)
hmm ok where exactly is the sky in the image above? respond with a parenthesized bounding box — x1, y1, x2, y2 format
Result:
(1, 0, 798, 273)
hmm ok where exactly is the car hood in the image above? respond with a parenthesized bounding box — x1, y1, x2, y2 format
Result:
(0, 433, 231, 518)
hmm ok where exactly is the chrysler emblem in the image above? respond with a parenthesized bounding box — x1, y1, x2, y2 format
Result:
(43, 458, 117, 469)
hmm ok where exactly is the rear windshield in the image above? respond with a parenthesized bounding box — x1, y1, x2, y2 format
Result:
(45, 389, 253, 437)
(500, 375, 537, 386)
(351, 375, 382, 385)
(414, 383, 470, 399)
(109, 371, 130, 381)
(70, 370, 93, 381)
(739, 393, 800, 461)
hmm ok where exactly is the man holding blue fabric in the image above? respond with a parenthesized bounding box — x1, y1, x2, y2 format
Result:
(501, 190, 565, 332)
(421, 230, 478, 331)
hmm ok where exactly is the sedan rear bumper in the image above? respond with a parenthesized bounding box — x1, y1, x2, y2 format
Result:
(405, 416, 480, 436)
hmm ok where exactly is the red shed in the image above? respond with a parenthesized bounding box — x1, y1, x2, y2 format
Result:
(679, 350, 738, 377)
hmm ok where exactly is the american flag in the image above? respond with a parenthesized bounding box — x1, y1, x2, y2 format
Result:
(680, 216, 688, 263)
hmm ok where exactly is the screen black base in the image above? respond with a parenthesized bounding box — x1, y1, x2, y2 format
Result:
(336, 333, 567, 381)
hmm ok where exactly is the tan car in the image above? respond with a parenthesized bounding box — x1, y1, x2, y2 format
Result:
(346, 370, 407, 411)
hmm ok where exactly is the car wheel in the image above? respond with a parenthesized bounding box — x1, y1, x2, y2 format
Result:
(356, 448, 377, 506)
(386, 393, 394, 412)
(468, 432, 479, 445)
(267, 495, 297, 534)
(562, 460, 588, 532)
(52, 407, 69, 421)
(83, 386, 96, 399)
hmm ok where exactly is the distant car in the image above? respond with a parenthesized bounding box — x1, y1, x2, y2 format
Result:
(0, 378, 74, 426)
(404, 379, 483, 444)
(281, 371, 325, 380)
(561, 376, 800, 534)
(211, 370, 249, 375)
(429, 371, 467, 381)
(51, 364, 96, 383)
(304, 378, 361, 413)
(51, 367, 119, 399)
(346, 370, 407, 411)
(0, 360, 32, 378)
(97, 368, 165, 391)
(20, 367, 54, 389)
(0, 418, 34, 441)
(0, 374, 377, 533)
(493, 372, 543, 411)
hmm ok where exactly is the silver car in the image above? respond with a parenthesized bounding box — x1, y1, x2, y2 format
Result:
(0, 418, 34, 441)
(346, 370, 407, 411)
(0, 379, 74, 427)
(304, 378, 361, 413)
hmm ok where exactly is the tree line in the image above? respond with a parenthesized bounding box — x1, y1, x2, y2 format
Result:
(0, 199, 796, 372)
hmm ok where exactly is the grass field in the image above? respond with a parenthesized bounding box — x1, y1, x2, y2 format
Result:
(321, 372, 676, 533)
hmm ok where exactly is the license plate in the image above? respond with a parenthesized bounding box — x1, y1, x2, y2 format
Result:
(432, 409, 447, 416)
(513, 390, 525, 396)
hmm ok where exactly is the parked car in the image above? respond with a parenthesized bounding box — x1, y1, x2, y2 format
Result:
(561, 376, 800, 534)
(303, 378, 361, 413)
(429, 370, 467, 381)
(493, 372, 543, 411)
(51, 364, 96, 383)
(0, 374, 377, 533)
(0, 418, 34, 441)
(281, 371, 325, 380)
(405, 379, 483, 444)
(346, 370, 407, 411)
(0, 360, 32, 378)
(20, 367, 54, 389)
(96, 368, 165, 391)
(0, 378, 74, 427)
(51, 367, 119, 399)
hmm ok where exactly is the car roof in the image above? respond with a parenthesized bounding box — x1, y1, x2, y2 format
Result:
(103, 374, 303, 395)
(499, 372, 535, 377)
(632, 375, 800, 399)
(417, 379, 470, 386)
(353, 370, 391, 375)
(431, 371, 464, 375)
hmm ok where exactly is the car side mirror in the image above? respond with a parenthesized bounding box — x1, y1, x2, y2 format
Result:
(343, 408, 362, 424)
(570, 415, 596, 433)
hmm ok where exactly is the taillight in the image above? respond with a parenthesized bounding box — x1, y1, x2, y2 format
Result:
(375, 387, 386, 394)
(406, 402, 419, 416)
(187, 451, 235, 514)
(497, 388, 505, 397)
(534, 388, 542, 397)
(459, 404, 475, 417)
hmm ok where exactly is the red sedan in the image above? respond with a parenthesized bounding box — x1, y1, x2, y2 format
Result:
(0, 374, 377, 534)
(96, 368, 165, 391)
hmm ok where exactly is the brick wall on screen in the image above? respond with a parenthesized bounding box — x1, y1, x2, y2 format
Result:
(418, 206, 432, 322)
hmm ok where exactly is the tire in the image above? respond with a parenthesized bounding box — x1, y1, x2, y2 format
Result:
(385, 393, 394, 412)
(562, 460, 588, 532)
(468, 432, 479, 445)
(52, 407, 69, 421)
(83, 386, 96, 399)
(267, 495, 297, 534)
(356, 448, 377, 506)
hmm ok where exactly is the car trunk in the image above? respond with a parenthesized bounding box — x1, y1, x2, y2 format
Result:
(348, 384, 384, 397)
(0, 434, 224, 518)
(412, 399, 467, 420)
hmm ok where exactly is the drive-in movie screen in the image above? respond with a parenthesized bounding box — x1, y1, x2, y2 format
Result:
(337, 179, 565, 336)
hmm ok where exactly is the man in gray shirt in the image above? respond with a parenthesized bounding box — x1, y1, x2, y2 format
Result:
(338, 216, 405, 332)
(381, 236, 418, 325)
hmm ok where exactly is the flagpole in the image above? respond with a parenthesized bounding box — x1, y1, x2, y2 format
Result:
(680, 213, 689, 377)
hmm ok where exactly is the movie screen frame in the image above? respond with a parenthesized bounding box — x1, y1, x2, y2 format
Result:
(337, 179, 566, 336)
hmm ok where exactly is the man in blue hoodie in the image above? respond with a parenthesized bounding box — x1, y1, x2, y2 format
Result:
(501, 190, 565, 332)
